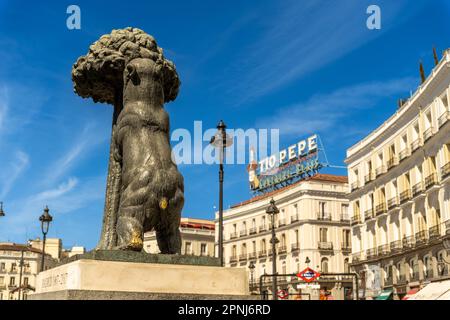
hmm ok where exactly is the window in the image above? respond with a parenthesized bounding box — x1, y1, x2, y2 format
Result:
(252, 241, 256, 254)
(294, 204, 298, 216)
(23, 277, 29, 286)
(0, 276, 4, 285)
(320, 228, 328, 242)
(0, 263, 5, 272)
(342, 204, 349, 216)
(10, 263, 17, 272)
(9, 277, 15, 286)
(282, 261, 287, 275)
(319, 202, 326, 216)
(344, 259, 350, 273)
(241, 243, 247, 255)
(321, 258, 329, 273)
(261, 239, 266, 252)
(185, 242, 192, 255)
(232, 245, 237, 257)
(200, 243, 207, 256)
(343, 230, 351, 247)
(295, 230, 299, 244)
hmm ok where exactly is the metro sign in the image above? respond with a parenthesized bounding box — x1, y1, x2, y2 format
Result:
(297, 267, 321, 283)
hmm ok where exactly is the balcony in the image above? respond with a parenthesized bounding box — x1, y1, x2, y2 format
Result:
(0, 284, 6, 290)
(318, 242, 333, 251)
(375, 203, 387, 216)
(390, 240, 402, 254)
(411, 138, 422, 152)
(375, 166, 386, 177)
(424, 173, 438, 190)
(351, 215, 361, 226)
(384, 277, 393, 287)
(229, 256, 238, 263)
(397, 275, 407, 285)
(424, 270, 435, 280)
(278, 246, 287, 254)
(8, 285, 17, 290)
(412, 182, 424, 197)
(402, 235, 415, 250)
(351, 253, 361, 263)
(230, 232, 238, 240)
(249, 227, 257, 235)
(365, 209, 374, 221)
(240, 230, 247, 237)
(259, 225, 267, 233)
(399, 148, 410, 162)
(291, 243, 300, 252)
(340, 214, 350, 223)
(341, 243, 351, 253)
(239, 254, 248, 262)
(366, 248, 378, 260)
(399, 190, 412, 204)
(415, 230, 429, 246)
(442, 163, 450, 180)
(429, 224, 441, 240)
(387, 197, 398, 210)
(377, 244, 390, 256)
(317, 212, 332, 221)
(278, 219, 286, 227)
(364, 174, 372, 184)
(351, 182, 360, 192)
(248, 252, 257, 260)
(423, 127, 434, 141)
(410, 271, 420, 282)
(291, 215, 299, 223)
(387, 157, 399, 170)
(438, 111, 449, 127)
(258, 250, 267, 258)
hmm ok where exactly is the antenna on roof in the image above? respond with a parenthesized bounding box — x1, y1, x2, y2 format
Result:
(433, 46, 439, 66)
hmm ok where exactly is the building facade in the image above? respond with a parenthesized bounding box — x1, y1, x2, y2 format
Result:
(218, 174, 352, 300)
(0, 243, 55, 300)
(346, 50, 450, 300)
(144, 218, 215, 256)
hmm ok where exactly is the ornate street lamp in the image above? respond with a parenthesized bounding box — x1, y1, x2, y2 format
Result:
(39, 206, 53, 272)
(210, 120, 233, 267)
(0, 201, 5, 217)
(266, 198, 280, 300)
(249, 261, 256, 294)
(305, 257, 311, 267)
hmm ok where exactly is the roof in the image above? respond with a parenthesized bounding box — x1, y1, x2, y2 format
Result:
(0, 243, 44, 255)
(180, 217, 215, 231)
(231, 174, 348, 209)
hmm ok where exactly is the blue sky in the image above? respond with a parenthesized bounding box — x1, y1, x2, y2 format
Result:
(0, 0, 449, 250)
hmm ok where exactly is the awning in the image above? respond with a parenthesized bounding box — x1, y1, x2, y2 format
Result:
(409, 280, 450, 300)
(375, 289, 393, 300)
(402, 288, 419, 300)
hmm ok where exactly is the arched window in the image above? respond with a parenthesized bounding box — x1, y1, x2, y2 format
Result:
(261, 239, 266, 252)
(321, 258, 329, 274)
(282, 261, 287, 275)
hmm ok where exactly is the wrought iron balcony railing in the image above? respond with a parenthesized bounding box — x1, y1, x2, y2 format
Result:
(377, 244, 390, 256)
(240, 230, 247, 237)
(387, 157, 398, 170)
(366, 248, 377, 260)
(317, 213, 332, 221)
(411, 138, 422, 152)
(278, 219, 286, 227)
(375, 166, 386, 177)
(229, 256, 238, 263)
(442, 162, 450, 180)
(387, 197, 398, 210)
(423, 127, 434, 141)
(415, 230, 429, 246)
(259, 225, 267, 233)
(291, 243, 300, 252)
(412, 182, 424, 197)
(351, 182, 359, 191)
(351, 252, 361, 263)
(438, 111, 449, 127)
(402, 235, 415, 250)
(318, 242, 333, 251)
(390, 240, 402, 253)
(278, 246, 287, 254)
(375, 203, 387, 216)
(291, 215, 299, 223)
(399, 190, 412, 204)
(248, 252, 257, 260)
(429, 224, 441, 240)
(341, 243, 351, 252)
(424, 173, 438, 190)
(249, 227, 257, 235)
(365, 209, 374, 221)
(399, 148, 410, 162)
(340, 214, 350, 223)
(258, 250, 267, 258)
(351, 215, 361, 226)
(239, 254, 248, 261)
(230, 232, 238, 239)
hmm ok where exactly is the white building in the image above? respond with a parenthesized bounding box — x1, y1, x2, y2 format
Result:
(346, 49, 450, 300)
(218, 174, 352, 300)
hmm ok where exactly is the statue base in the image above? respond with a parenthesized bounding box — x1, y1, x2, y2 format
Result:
(29, 252, 252, 300)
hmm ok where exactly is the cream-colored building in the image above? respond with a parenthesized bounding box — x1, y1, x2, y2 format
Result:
(346, 50, 450, 300)
(218, 174, 352, 300)
(144, 218, 215, 257)
(29, 238, 63, 260)
(0, 243, 56, 300)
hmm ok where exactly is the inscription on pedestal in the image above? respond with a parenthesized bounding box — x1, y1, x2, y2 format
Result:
(41, 272, 68, 289)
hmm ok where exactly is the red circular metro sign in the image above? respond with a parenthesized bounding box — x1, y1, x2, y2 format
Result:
(277, 290, 289, 300)
(297, 267, 321, 283)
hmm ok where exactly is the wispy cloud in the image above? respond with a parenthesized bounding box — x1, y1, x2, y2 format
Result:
(0, 150, 29, 199)
(221, 0, 425, 104)
(256, 77, 417, 137)
(0, 85, 8, 133)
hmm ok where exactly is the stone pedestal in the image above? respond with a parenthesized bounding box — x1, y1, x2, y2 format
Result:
(29, 252, 252, 300)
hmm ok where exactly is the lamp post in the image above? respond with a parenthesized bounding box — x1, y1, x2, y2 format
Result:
(39, 206, 53, 272)
(249, 261, 255, 294)
(18, 250, 29, 300)
(305, 257, 311, 267)
(0, 201, 5, 217)
(266, 198, 279, 300)
(210, 120, 233, 267)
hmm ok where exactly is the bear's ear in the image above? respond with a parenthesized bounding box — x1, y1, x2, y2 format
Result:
(126, 64, 140, 85)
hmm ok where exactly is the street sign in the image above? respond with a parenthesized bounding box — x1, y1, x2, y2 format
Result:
(277, 290, 289, 300)
(297, 284, 320, 290)
(297, 267, 321, 283)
